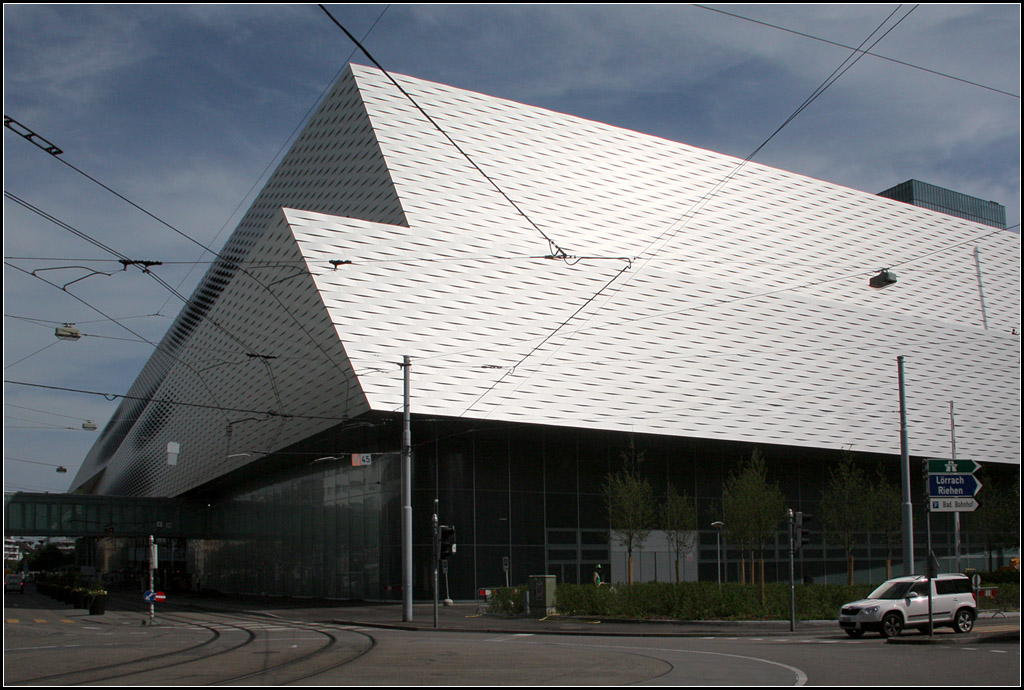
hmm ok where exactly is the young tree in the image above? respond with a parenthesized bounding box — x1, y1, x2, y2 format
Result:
(819, 452, 871, 585)
(662, 483, 697, 583)
(972, 469, 1021, 570)
(868, 468, 902, 579)
(605, 448, 656, 585)
(722, 448, 785, 599)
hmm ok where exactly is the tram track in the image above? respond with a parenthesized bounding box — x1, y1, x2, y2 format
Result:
(6, 610, 375, 686)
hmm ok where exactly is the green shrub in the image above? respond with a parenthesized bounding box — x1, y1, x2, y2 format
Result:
(978, 582, 1019, 611)
(554, 582, 613, 616)
(976, 569, 1021, 585)
(488, 586, 528, 615)
(553, 581, 876, 620)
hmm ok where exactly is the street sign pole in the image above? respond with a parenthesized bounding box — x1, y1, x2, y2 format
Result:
(950, 402, 961, 572)
(924, 451, 981, 637)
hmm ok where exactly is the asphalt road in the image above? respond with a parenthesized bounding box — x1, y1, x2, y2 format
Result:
(4, 586, 1019, 686)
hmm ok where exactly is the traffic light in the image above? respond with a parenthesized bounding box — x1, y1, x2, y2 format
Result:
(439, 525, 456, 560)
(794, 512, 812, 551)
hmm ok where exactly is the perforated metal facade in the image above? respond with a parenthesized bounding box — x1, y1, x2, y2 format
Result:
(72, 64, 1020, 500)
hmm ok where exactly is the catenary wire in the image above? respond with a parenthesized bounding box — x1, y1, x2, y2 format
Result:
(693, 4, 1019, 99)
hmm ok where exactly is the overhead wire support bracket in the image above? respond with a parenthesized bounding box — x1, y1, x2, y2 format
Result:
(30, 265, 113, 291)
(4, 115, 64, 156)
(118, 259, 164, 273)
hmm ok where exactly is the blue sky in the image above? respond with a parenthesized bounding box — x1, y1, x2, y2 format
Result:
(3, 4, 1020, 493)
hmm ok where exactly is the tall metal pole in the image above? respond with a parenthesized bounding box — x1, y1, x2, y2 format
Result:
(711, 521, 724, 587)
(432, 499, 439, 629)
(402, 356, 413, 622)
(787, 509, 796, 632)
(898, 356, 915, 575)
(950, 401, 961, 572)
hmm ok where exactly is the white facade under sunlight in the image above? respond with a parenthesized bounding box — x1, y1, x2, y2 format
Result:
(72, 64, 1020, 498)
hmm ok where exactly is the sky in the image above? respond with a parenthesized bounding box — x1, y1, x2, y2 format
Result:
(3, 4, 1020, 494)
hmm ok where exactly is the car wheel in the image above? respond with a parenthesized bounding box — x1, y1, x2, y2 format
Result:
(953, 608, 975, 634)
(844, 629, 865, 638)
(881, 612, 903, 638)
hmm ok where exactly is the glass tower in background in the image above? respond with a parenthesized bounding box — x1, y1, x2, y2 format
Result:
(878, 179, 1007, 229)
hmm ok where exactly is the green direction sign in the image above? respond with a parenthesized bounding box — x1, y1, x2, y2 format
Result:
(926, 459, 980, 474)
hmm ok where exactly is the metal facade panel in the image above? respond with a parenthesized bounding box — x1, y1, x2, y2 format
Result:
(75, 64, 1020, 497)
(296, 65, 1018, 463)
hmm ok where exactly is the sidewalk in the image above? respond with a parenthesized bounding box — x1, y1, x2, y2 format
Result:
(119, 589, 1019, 642)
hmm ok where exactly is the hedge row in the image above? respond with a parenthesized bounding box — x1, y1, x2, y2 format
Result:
(551, 581, 874, 620)
(489, 580, 1020, 620)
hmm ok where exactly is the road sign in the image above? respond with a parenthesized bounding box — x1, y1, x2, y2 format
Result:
(929, 497, 979, 512)
(927, 459, 980, 474)
(154, 591, 166, 602)
(143, 590, 167, 603)
(928, 473, 982, 498)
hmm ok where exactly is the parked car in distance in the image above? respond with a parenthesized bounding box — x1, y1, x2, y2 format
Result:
(5, 573, 25, 593)
(838, 573, 976, 638)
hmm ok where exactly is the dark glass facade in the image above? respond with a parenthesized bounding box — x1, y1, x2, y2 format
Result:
(167, 414, 1017, 600)
(878, 179, 1007, 229)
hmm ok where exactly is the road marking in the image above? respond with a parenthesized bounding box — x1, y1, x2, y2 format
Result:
(541, 639, 808, 686)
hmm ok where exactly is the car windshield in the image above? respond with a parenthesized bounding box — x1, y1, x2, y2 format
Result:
(868, 580, 916, 599)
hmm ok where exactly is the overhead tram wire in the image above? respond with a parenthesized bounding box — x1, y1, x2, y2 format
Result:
(6, 191, 285, 365)
(317, 3, 572, 261)
(561, 4, 919, 315)
(3, 232, 293, 428)
(452, 5, 923, 416)
(4, 7, 391, 422)
(316, 3, 645, 417)
(5, 261, 235, 425)
(3, 123, 361, 416)
(155, 4, 394, 317)
(693, 4, 1019, 99)
(631, 5, 918, 269)
(4, 379, 387, 426)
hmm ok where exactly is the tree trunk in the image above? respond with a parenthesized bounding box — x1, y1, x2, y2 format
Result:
(628, 551, 634, 585)
(847, 553, 855, 585)
(759, 558, 766, 606)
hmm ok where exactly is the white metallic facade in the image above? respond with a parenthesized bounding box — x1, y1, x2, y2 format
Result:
(72, 64, 1020, 497)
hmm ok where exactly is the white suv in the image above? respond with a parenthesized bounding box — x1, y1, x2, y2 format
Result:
(838, 574, 977, 638)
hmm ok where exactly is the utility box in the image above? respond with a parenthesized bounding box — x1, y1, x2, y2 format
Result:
(529, 574, 557, 615)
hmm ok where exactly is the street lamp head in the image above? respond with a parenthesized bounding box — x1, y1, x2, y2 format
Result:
(711, 521, 724, 529)
(869, 269, 898, 288)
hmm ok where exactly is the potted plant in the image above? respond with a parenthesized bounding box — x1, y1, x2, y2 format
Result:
(87, 583, 108, 615)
